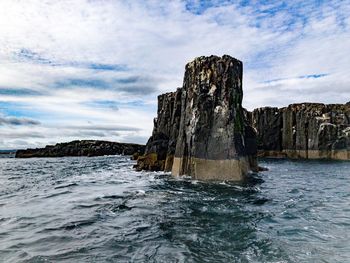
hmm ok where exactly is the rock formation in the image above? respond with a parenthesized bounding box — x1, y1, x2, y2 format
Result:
(136, 55, 258, 181)
(15, 140, 145, 158)
(135, 88, 182, 172)
(250, 103, 350, 160)
(251, 107, 282, 153)
(172, 55, 258, 180)
(135, 55, 349, 178)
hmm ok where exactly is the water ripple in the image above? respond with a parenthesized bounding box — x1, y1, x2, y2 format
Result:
(0, 156, 349, 262)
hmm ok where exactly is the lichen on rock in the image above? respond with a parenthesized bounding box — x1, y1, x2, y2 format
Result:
(136, 55, 258, 181)
(249, 103, 350, 160)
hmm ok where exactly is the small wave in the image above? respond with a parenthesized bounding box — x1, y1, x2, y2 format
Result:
(110, 203, 133, 212)
(7, 176, 22, 180)
(8, 236, 74, 256)
(63, 219, 96, 230)
(54, 183, 78, 189)
(74, 203, 101, 209)
(96, 194, 124, 200)
(135, 190, 146, 196)
(252, 198, 270, 205)
(0, 217, 11, 223)
(44, 190, 71, 199)
(106, 180, 126, 185)
(42, 219, 97, 232)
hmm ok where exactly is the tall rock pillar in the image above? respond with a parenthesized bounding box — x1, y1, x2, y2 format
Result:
(172, 55, 257, 181)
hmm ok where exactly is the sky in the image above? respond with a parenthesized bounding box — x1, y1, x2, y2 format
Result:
(0, 0, 349, 149)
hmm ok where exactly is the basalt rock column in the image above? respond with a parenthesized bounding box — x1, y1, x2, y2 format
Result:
(172, 55, 257, 181)
(250, 102, 350, 160)
(135, 88, 182, 171)
(251, 107, 282, 157)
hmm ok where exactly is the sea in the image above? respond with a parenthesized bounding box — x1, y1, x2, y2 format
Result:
(0, 155, 349, 263)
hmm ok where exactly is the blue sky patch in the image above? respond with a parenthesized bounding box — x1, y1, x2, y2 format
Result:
(54, 78, 109, 89)
(263, 73, 329, 83)
(300, 73, 329, 79)
(0, 88, 43, 96)
(88, 63, 128, 71)
(15, 48, 128, 72)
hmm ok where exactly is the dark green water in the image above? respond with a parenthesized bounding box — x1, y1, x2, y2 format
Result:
(0, 156, 349, 262)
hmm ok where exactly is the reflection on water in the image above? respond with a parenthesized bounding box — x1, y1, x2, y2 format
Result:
(0, 156, 349, 262)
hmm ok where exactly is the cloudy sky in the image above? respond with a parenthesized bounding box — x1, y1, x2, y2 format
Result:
(0, 0, 349, 149)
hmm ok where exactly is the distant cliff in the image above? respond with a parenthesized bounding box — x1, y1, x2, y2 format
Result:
(250, 103, 350, 160)
(135, 53, 349, 175)
(135, 55, 258, 181)
(15, 140, 145, 158)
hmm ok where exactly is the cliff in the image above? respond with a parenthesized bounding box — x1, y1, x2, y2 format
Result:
(136, 55, 258, 181)
(15, 140, 145, 158)
(250, 103, 350, 160)
(135, 89, 182, 172)
(135, 55, 349, 178)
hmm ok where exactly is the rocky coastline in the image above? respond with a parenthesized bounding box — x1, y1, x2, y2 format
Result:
(14, 55, 349, 180)
(250, 103, 350, 160)
(135, 55, 258, 181)
(135, 55, 349, 180)
(15, 140, 145, 158)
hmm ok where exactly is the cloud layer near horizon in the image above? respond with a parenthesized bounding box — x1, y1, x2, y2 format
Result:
(0, 0, 349, 149)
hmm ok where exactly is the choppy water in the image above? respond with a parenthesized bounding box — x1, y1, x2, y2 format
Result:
(0, 156, 349, 263)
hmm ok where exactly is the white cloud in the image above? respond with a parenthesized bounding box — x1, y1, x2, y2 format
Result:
(0, 0, 349, 149)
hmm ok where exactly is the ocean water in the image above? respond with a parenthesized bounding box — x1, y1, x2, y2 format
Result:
(0, 156, 349, 263)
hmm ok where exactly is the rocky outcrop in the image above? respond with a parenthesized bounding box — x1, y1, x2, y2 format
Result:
(135, 89, 182, 171)
(15, 140, 145, 158)
(172, 55, 258, 180)
(251, 107, 282, 152)
(250, 103, 350, 160)
(136, 55, 258, 181)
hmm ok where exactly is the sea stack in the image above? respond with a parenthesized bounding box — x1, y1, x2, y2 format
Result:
(172, 55, 257, 180)
(136, 55, 258, 181)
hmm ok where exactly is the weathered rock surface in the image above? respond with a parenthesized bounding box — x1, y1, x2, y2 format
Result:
(136, 55, 258, 180)
(134, 89, 182, 171)
(250, 103, 350, 160)
(172, 55, 257, 180)
(251, 107, 282, 152)
(15, 140, 145, 158)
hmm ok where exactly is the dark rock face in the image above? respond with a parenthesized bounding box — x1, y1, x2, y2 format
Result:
(15, 140, 145, 158)
(137, 55, 258, 180)
(251, 107, 282, 152)
(172, 55, 257, 180)
(134, 89, 182, 172)
(250, 103, 350, 160)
